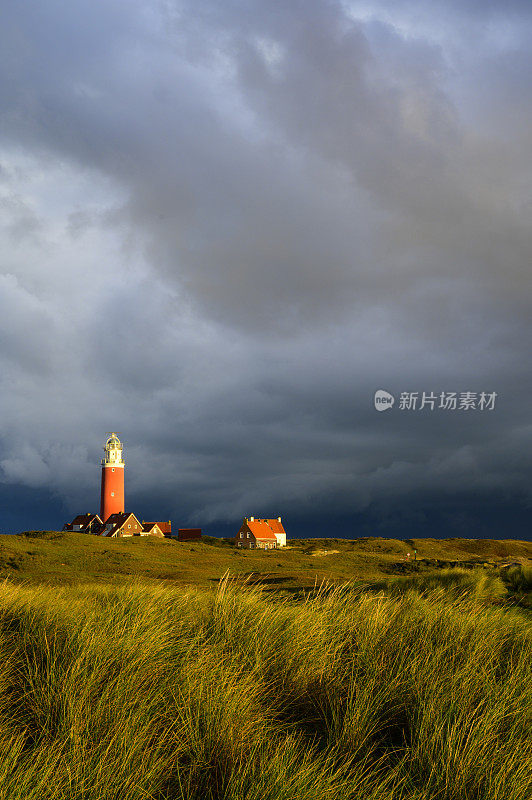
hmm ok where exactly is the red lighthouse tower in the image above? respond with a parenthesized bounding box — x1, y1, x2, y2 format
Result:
(100, 433, 125, 522)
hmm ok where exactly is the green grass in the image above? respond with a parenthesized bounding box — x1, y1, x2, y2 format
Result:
(2, 532, 531, 591)
(503, 564, 532, 593)
(0, 572, 529, 799)
(500, 564, 532, 610)
(374, 567, 508, 602)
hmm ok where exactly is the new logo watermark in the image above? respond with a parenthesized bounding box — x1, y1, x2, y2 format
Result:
(374, 390, 395, 411)
(374, 390, 497, 411)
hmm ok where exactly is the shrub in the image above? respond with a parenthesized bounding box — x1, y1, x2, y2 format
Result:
(19, 530, 64, 539)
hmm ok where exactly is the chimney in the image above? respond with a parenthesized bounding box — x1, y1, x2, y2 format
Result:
(277, 517, 281, 522)
(250, 516, 254, 522)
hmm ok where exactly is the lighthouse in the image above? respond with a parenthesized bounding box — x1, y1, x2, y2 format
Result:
(100, 433, 125, 522)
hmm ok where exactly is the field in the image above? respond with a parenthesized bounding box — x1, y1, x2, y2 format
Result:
(0, 532, 530, 798)
(2, 531, 532, 593)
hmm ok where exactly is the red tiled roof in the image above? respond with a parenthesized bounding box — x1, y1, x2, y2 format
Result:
(247, 520, 277, 541)
(265, 519, 285, 534)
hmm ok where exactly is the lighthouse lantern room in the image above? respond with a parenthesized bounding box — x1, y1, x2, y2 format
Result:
(100, 433, 125, 522)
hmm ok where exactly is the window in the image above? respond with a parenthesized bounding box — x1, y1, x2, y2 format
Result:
(111, 491, 115, 497)
(112, 468, 115, 472)
(128, 524, 131, 528)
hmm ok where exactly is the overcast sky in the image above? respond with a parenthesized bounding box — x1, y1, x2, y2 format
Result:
(1, 0, 531, 538)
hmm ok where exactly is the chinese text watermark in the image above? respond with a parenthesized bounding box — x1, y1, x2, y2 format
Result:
(374, 390, 497, 412)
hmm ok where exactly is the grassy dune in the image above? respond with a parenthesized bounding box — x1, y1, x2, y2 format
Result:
(1, 532, 531, 591)
(0, 571, 529, 799)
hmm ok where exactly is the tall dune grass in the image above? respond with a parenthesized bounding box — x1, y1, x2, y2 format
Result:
(0, 575, 528, 799)
(380, 567, 508, 602)
(503, 564, 532, 595)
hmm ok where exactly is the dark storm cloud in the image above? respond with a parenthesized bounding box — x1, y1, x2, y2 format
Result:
(0, 0, 530, 535)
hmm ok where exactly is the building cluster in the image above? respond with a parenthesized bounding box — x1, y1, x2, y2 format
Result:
(63, 434, 180, 539)
(63, 434, 287, 547)
(64, 511, 171, 538)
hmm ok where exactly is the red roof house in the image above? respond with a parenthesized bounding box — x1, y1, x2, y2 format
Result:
(234, 517, 286, 549)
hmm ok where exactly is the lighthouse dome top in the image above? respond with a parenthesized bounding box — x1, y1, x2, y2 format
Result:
(102, 433, 124, 466)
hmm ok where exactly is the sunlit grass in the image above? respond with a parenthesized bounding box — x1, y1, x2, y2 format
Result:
(0, 573, 528, 798)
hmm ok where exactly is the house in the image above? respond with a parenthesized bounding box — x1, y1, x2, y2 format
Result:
(141, 522, 165, 537)
(234, 517, 286, 549)
(62, 513, 103, 533)
(266, 518, 286, 547)
(100, 512, 142, 537)
(143, 520, 172, 537)
(100, 512, 163, 538)
(178, 528, 202, 542)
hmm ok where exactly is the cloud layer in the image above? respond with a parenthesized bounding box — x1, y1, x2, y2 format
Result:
(0, 0, 531, 536)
